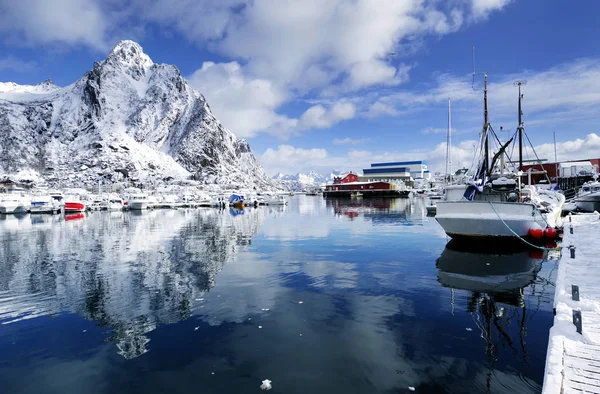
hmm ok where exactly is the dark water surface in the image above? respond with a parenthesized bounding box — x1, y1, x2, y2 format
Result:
(0, 196, 558, 393)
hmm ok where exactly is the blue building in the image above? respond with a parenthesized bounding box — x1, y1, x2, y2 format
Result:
(359, 161, 431, 184)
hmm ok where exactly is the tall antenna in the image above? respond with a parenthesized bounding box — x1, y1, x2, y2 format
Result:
(472, 45, 476, 90)
(514, 80, 527, 171)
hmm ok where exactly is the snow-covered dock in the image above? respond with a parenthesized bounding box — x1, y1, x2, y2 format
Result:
(543, 212, 600, 394)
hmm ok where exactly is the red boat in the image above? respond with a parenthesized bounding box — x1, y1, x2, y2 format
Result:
(64, 201, 86, 213)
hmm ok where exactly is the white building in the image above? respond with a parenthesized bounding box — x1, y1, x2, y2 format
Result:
(359, 161, 431, 183)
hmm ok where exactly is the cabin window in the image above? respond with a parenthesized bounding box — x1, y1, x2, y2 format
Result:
(361, 186, 364, 189)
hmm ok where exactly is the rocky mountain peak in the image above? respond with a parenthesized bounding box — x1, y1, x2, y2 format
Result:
(0, 40, 276, 190)
(105, 40, 153, 72)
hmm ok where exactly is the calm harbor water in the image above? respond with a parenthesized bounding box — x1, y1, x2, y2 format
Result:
(0, 196, 558, 394)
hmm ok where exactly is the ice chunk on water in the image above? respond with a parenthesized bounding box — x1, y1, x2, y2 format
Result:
(260, 379, 272, 390)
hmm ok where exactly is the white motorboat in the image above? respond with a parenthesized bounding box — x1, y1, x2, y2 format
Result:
(0, 187, 30, 214)
(128, 194, 149, 210)
(105, 194, 124, 211)
(264, 194, 287, 205)
(30, 195, 60, 214)
(435, 77, 564, 241)
(574, 177, 600, 213)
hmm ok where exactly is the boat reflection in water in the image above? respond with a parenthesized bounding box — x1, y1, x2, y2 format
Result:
(436, 239, 554, 393)
(326, 197, 425, 224)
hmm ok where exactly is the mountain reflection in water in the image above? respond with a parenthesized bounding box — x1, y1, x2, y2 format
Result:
(0, 198, 558, 394)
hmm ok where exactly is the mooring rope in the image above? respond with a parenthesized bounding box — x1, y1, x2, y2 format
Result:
(488, 201, 561, 251)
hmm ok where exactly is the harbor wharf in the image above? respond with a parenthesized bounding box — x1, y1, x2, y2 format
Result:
(543, 212, 600, 394)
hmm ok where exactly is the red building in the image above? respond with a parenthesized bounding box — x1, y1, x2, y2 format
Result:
(325, 181, 391, 192)
(333, 172, 359, 184)
(522, 158, 600, 184)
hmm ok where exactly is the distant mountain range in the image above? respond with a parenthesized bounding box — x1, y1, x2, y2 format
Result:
(271, 170, 346, 191)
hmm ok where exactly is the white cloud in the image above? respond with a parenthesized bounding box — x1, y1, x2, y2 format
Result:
(0, 56, 36, 72)
(471, 0, 512, 20)
(298, 102, 356, 130)
(365, 100, 399, 118)
(187, 61, 297, 138)
(370, 58, 600, 128)
(260, 145, 329, 174)
(527, 133, 600, 163)
(262, 134, 600, 176)
(0, 0, 110, 50)
(333, 138, 370, 145)
(0, 0, 513, 138)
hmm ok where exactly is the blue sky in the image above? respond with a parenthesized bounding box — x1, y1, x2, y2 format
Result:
(1, 0, 599, 175)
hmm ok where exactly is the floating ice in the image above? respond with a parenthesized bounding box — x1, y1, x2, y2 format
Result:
(465, 328, 473, 331)
(298, 301, 303, 304)
(260, 379, 272, 390)
(258, 326, 263, 329)
(408, 387, 415, 391)
(194, 326, 200, 331)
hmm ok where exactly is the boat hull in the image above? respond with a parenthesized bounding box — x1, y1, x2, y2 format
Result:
(64, 202, 86, 213)
(128, 202, 148, 210)
(30, 203, 58, 214)
(436, 201, 545, 239)
(575, 193, 600, 213)
(0, 201, 29, 214)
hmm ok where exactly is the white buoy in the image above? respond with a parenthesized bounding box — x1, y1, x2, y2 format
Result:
(260, 379, 272, 390)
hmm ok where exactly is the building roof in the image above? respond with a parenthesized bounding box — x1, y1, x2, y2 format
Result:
(560, 161, 594, 167)
(371, 160, 424, 167)
(363, 167, 410, 174)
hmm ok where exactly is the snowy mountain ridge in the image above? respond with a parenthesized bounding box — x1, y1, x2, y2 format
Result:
(272, 170, 347, 191)
(0, 40, 275, 190)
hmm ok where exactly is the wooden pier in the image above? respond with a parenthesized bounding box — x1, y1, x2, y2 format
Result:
(543, 212, 600, 394)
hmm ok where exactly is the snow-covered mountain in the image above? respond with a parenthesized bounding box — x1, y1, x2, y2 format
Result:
(0, 40, 275, 190)
(272, 170, 345, 191)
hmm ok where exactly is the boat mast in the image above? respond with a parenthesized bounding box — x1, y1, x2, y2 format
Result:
(483, 73, 489, 178)
(515, 81, 526, 171)
(446, 98, 453, 184)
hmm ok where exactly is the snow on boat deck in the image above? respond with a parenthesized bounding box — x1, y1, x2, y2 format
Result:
(543, 212, 600, 394)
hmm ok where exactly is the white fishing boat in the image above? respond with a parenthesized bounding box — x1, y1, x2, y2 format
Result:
(435, 77, 564, 241)
(0, 187, 30, 214)
(573, 176, 600, 212)
(128, 194, 149, 210)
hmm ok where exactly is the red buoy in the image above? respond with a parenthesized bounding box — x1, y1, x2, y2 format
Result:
(529, 227, 544, 239)
(545, 227, 558, 239)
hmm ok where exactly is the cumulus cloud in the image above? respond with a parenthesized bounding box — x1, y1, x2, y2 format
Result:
(370, 58, 600, 129)
(0, 0, 111, 50)
(298, 102, 356, 130)
(261, 134, 600, 176)
(527, 133, 600, 163)
(260, 145, 329, 174)
(471, 0, 512, 20)
(0, 0, 514, 137)
(187, 61, 297, 138)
